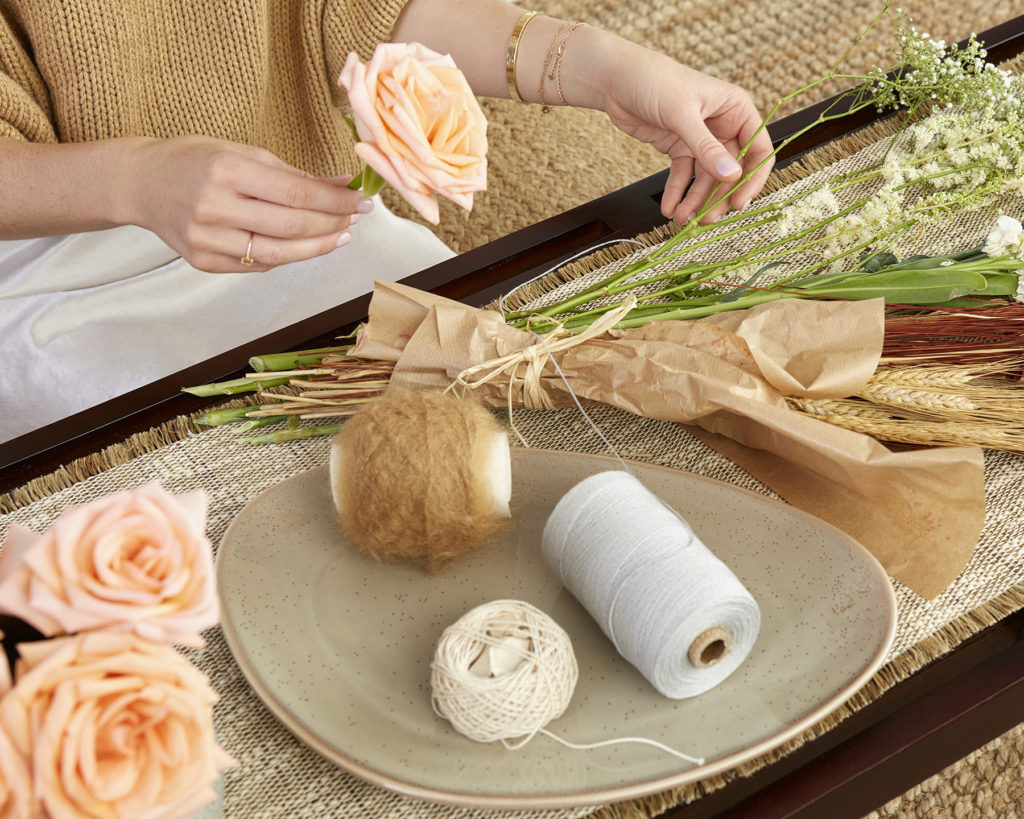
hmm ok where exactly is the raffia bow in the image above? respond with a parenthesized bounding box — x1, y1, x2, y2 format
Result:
(446, 297, 637, 411)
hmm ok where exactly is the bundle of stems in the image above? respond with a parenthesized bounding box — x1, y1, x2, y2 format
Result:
(187, 347, 394, 443)
(881, 303, 1024, 366)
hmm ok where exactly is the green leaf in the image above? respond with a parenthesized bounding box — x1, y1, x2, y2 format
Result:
(975, 273, 1020, 296)
(342, 112, 360, 143)
(858, 251, 898, 272)
(360, 164, 387, 198)
(798, 268, 989, 303)
(720, 261, 787, 302)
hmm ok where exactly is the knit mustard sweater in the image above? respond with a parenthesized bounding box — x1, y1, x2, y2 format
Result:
(0, 0, 409, 176)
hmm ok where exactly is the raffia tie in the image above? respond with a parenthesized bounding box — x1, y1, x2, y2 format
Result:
(447, 296, 637, 411)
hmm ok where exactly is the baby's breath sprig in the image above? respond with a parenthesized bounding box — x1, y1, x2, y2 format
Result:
(867, 14, 1020, 115)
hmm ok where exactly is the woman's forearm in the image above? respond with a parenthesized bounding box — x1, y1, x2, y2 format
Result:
(0, 137, 146, 238)
(0, 135, 370, 272)
(390, 0, 620, 110)
(391, 0, 774, 223)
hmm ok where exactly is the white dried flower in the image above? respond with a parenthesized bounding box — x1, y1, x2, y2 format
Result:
(983, 215, 1024, 258)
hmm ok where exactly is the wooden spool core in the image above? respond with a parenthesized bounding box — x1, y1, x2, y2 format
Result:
(687, 627, 732, 668)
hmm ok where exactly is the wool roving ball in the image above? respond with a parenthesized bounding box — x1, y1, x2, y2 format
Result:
(329, 390, 512, 572)
(431, 600, 578, 746)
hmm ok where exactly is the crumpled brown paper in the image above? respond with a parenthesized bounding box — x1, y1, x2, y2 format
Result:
(351, 280, 985, 598)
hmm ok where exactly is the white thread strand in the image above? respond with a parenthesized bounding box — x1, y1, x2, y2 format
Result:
(497, 239, 647, 319)
(533, 331, 632, 473)
(542, 471, 761, 699)
(538, 729, 704, 765)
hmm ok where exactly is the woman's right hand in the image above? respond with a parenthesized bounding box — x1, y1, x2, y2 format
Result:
(123, 136, 372, 273)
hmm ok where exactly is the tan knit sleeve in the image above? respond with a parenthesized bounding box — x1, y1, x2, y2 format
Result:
(0, 13, 56, 142)
(321, 0, 410, 104)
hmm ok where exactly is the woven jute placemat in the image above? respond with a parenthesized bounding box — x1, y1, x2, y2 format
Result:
(1, 407, 1022, 819)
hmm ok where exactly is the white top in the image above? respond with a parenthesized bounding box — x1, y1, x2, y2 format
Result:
(0, 199, 454, 443)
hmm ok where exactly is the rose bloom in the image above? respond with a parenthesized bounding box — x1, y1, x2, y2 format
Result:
(0, 483, 218, 647)
(0, 644, 34, 819)
(339, 41, 487, 224)
(0, 722, 34, 819)
(0, 632, 233, 819)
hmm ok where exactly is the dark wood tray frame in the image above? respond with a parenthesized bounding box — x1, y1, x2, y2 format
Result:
(3, 16, 1024, 817)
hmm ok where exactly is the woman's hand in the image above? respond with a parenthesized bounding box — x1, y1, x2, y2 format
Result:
(122, 136, 372, 273)
(596, 40, 775, 226)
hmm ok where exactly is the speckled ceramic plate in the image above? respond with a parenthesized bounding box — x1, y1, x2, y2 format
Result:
(217, 449, 896, 809)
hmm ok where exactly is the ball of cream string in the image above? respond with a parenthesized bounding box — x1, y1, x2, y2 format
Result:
(329, 389, 512, 572)
(431, 599, 705, 764)
(431, 600, 577, 748)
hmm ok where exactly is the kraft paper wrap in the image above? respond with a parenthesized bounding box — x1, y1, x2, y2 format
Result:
(351, 280, 985, 599)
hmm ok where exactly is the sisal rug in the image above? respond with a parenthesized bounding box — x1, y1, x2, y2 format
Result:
(384, 0, 1022, 254)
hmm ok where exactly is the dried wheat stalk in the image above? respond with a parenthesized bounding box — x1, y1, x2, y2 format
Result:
(788, 360, 1024, 451)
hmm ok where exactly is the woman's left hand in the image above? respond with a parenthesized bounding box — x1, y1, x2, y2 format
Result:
(596, 39, 775, 225)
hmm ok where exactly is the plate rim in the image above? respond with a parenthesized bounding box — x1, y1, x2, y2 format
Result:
(217, 448, 898, 810)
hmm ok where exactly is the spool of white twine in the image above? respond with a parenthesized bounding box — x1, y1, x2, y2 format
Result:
(542, 470, 761, 699)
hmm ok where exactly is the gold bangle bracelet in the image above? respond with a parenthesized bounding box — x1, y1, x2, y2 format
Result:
(506, 10, 540, 103)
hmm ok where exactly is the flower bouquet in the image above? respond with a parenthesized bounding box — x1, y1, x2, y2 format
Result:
(0, 483, 232, 819)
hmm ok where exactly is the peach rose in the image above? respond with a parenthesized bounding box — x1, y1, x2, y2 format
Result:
(0, 632, 233, 819)
(339, 42, 487, 224)
(0, 483, 218, 647)
(0, 713, 34, 819)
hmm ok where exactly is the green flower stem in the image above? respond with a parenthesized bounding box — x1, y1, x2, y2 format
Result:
(182, 375, 294, 397)
(249, 346, 352, 372)
(348, 166, 386, 198)
(608, 267, 990, 329)
(240, 424, 343, 445)
(195, 406, 254, 426)
(673, 2, 894, 229)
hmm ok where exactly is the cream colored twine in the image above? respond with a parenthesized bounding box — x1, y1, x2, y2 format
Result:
(446, 297, 637, 445)
(431, 600, 578, 748)
(447, 297, 637, 410)
(431, 600, 705, 765)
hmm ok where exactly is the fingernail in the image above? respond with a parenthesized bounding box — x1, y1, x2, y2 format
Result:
(330, 174, 355, 184)
(716, 157, 742, 178)
(739, 197, 752, 211)
(349, 213, 361, 226)
(336, 230, 352, 248)
(357, 199, 374, 214)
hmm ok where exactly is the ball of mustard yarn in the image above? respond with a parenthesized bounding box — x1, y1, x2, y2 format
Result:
(329, 390, 511, 572)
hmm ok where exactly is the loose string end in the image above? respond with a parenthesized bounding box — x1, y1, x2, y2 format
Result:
(538, 728, 705, 766)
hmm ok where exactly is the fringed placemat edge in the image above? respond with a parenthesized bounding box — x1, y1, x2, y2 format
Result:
(0, 399, 243, 515)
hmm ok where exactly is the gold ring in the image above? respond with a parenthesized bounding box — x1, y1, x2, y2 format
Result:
(240, 233, 255, 266)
